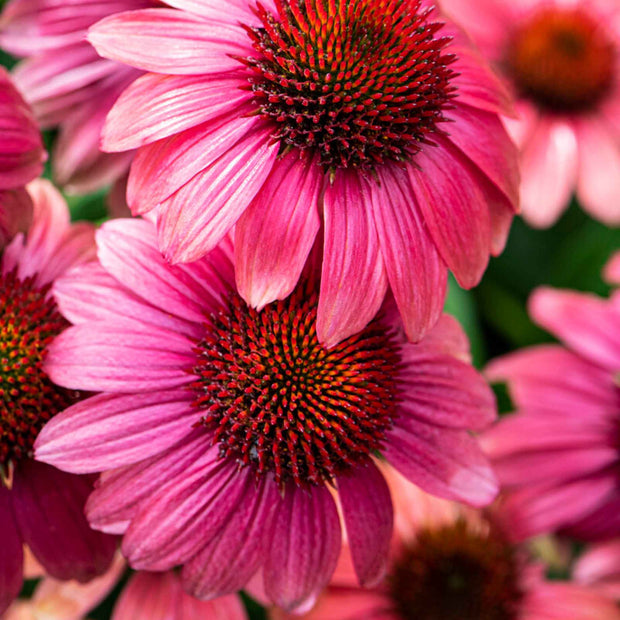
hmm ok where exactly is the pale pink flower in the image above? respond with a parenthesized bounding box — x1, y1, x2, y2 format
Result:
(0, 0, 153, 194)
(485, 286, 620, 541)
(574, 540, 620, 601)
(34, 217, 497, 611)
(274, 467, 620, 620)
(604, 252, 620, 286)
(0, 179, 116, 614)
(86, 0, 519, 346)
(442, 0, 620, 227)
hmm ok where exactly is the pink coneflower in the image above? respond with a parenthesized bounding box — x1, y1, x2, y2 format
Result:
(274, 467, 620, 620)
(86, 0, 519, 346)
(0, 179, 115, 614)
(0, 0, 153, 195)
(442, 0, 620, 227)
(35, 217, 497, 611)
(485, 286, 620, 542)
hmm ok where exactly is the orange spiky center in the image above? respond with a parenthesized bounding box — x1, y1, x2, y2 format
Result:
(0, 269, 76, 469)
(243, 0, 457, 172)
(506, 8, 615, 112)
(191, 286, 400, 488)
(389, 519, 524, 620)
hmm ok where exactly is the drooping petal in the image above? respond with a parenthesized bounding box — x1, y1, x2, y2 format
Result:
(370, 165, 447, 342)
(318, 171, 388, 347)
(11, 461, 115, 583)
(88, 9, 253, 75)
(338, 461, 393, 587)
(35, 391, 197, 473)
(409, 136, 492, 289)
(235, 151, 323, 310)
(181, 476, 280, 599)
(0, 486, 23, 615)
(264, 484, 341, 612)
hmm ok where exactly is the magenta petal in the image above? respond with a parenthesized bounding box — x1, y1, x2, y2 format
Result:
(409, 137, 492, 288)
(103, 72, 253, 151)
(181, 476, 280, 599)
(88, 9, 252, 75)
(338, 461, 393, 587)
(45, 321, 194, 392)
(157, 125, 279, 263)
(12, 461, 115, 582)
(122, 454, 248, 570)
(370, 165, 447, 342)
(0, 485, 23, 615)
(384, 421, 498, 507)
(235, 152, 323, 310)
(318, 171, 388, 347)
(264, 484, 341, 611)
(86, 431, 209, 535)
(35, 391, 196, 473)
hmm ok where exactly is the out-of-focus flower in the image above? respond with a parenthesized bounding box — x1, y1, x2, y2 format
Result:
(574, 540, 620, 601)
(0, 179, 116, 614)
(442, 0, 620, 227)
(0, 66, 45, 248)
(86, 0, 518, 346)
(485, 286, 620, 541)
(604, 252, 620, 286)
(0, 0, 153, 195)
(34, 217, 497, 611)
(273, 467, 620, 620)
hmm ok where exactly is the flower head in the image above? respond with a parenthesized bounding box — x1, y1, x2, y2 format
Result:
(35, 218, 497, 610)
(87, 0, 518, 345)
(442, 0, 620, 227)
(0, 180, 115, 615)
(275, 467, 620, 620)
(485, 286, 620, 541)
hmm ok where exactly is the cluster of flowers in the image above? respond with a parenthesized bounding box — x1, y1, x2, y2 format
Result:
(0, 0, 619, 617)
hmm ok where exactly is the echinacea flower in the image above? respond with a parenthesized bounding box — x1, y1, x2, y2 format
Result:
(5, 554, 247, 620)
(35, 217, 498, 611)
(0, 0, 153, 195)
(0, 66, 45, 245)
(86, 0, 518, 346)
(0, 179, 116, 614)
(485, 286, 620, 541)
(442, 0, 620, 227)
(273, 466, 620, 620)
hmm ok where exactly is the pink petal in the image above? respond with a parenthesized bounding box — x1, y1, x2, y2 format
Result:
(53, 262, 202, 339)
(338, 461, 393, 587)
(86, 430, 209, 534)
(0, 486, 23, 615)
(575, 117, 620, 225)
(264, 484, 342, 612)
(113, 571, 248, 620)
(384, 420, 498, 507)
(164, 0, 271, 25)
(370, 165, 447, 342)
(529, 287, 620, 373)
(411, 314, 471, 362)
(603, 251, 620, 285)
(0, 188, 33, 251)
(122, 454, 249, 570)
(157, 125, 279, 263)
(12, 461, 116, 582)
(127, 107, 261, 212)
(35, 390, 197, 473)
(318, 171, 388, 347)
(235, 151, 323, 310)
(409, 136, 492, 289)
(574, 540, 620, 598)
(397, 352, 496, 430)
(519, 119, 578, 228)
(103, 72, 253, 151)
(45, 321, 195, 392)
(181, 477, 279, 598)
(88, 9, 252, 75)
